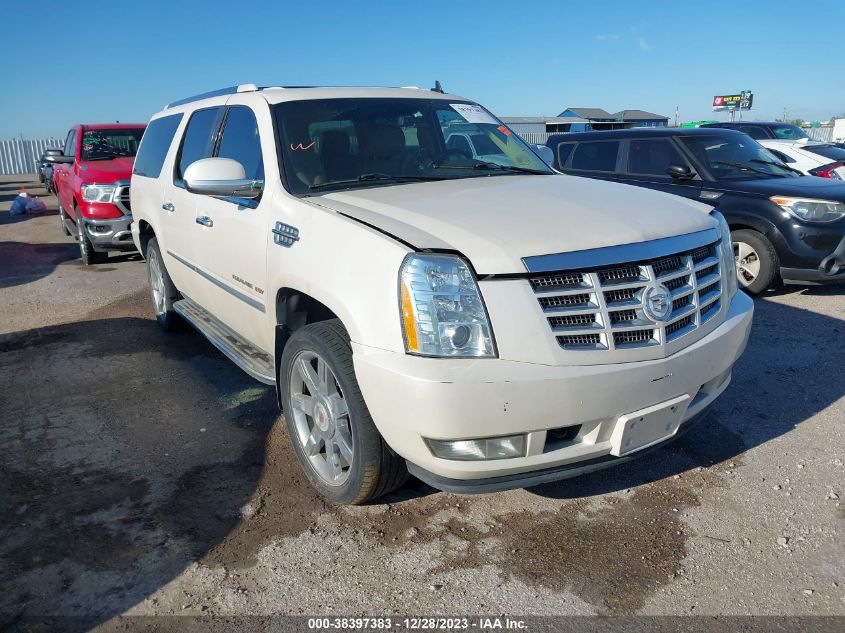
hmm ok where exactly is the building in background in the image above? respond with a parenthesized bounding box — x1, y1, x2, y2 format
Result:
(502, 107, 669, 138)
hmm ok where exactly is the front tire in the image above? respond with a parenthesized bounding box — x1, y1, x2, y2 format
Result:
(280, 319, 407, 504)
(76, 207, 107, 265)
(732, 229, 779, 295)
(146, 237, 182, 331)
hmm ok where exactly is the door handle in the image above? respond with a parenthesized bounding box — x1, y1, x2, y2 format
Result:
(162, 202, 175, 212)
(196, 216, 213, 227)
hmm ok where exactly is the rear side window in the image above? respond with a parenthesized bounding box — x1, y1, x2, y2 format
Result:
(738, 126, 769, 140)
(555, 142, 575, 169)
(570, 141, 620, 171)
(802, 144, 845, 161)
(216, 106, 264, 180)
(177, 107, 223, 179)
(447, 134, 472, 155)
(627, 139, 686, 175)
(133, 114, 183, 178)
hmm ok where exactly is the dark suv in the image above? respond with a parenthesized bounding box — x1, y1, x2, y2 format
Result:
(700, 121, 809, 141)
(546, 128, 845, 293)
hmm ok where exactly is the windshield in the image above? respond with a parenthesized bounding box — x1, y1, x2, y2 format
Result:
(802, 143, 845, 161)
(81, 129, 145, 161)
(770, 124, 809, 140)
(678, 135, 800, 180)
(272, 98, 552, 194)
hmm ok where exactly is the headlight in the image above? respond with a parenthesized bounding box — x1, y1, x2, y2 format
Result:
(81, 183, 117, 203)
(399, 254, 496, 357)
(712, 211, 738, 299)
(770, 196, 845, 223)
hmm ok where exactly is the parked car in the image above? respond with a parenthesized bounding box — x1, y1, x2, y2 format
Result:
(546, 128, 845, 293)
(132, 84, 753, 504)
(757, 139, 845, 179)
(48, 124, 146, 264)
(700, 121, 810, 141)
(37, 148, 63, 192)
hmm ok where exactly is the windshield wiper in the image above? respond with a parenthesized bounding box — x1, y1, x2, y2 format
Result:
(749, 158, 803, 176)
(710, 160, 779, 177)
(309, 173, 447, 191)
(436, 161, 549, 175)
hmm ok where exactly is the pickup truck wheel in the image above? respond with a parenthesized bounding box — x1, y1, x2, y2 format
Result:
(77, 210, 107, 266)
(731, 229, 779, 294)
(58, 202, 70, 236)
(146, 238, 181, 331)
(280, 319, 408, 504)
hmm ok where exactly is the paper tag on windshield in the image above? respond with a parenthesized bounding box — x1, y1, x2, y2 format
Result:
(450, 103, 498, 125)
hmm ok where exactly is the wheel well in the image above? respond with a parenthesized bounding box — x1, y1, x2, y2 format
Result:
(137, 221, 155, 258)
(276, 289, 339, 333)
(728, 222, 758, 233)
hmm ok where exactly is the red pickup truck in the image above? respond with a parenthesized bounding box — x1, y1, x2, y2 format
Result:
(50, 123, 146, 264)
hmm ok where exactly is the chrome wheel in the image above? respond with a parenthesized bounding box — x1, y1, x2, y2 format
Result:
(289, 350, 353, 486)
(148, 249, 167, 315)
(733, 240, 761, 287)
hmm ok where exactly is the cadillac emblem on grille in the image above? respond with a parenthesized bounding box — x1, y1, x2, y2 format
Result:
(642, 283, 672, 322)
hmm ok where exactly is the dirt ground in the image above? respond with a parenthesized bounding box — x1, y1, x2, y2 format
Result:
(1, 174, 843, 627)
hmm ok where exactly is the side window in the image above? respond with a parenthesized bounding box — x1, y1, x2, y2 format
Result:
(216, 106, 264, 180)
(570, 141, 620, 172)
(627, 139, 686, 176)
(766, 148, 796, 164)
(64, 130, 77, 157)
(133, 114, 184, 178)
(177, 107, 223, 180)
(555, 142, 575, 169)
(447, 135, 472, 156)
(741, 126, 768, 140)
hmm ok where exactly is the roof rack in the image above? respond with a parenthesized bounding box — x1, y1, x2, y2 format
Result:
(164, 84, 258, 109)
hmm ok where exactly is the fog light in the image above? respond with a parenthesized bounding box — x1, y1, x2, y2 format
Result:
(425, 434, 526, 461)
(93, 224, 111, 234)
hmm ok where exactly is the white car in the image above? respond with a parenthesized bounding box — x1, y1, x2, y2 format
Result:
(759, 139, 845, 179)
(131, 84, 753, 504)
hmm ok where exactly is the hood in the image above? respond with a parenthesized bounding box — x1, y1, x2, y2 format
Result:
(310, 174, 716, 274)
(78, 156, 135, 183)
(716, 175, 845, 200)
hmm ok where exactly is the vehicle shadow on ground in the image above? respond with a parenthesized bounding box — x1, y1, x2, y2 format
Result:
(0, 314, 280, 630)
(528, 293, 845, 499)
(0, 293, 843, 627)
(0, 241, 80, 289)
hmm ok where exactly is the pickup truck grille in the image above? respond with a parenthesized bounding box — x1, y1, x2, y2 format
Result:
(530, 240, 723, 352)
(114, 183, 131, 215)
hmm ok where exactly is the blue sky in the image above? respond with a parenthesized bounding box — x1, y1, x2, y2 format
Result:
(2, 0, 843, 138)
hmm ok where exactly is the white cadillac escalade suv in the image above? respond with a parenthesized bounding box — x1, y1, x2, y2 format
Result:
(131, 84, 754, 504)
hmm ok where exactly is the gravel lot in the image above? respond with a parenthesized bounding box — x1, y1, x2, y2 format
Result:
(1, 174, 843, 626)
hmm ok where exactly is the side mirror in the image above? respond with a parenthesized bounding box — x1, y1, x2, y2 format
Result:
(45, 154, 75, 164)
(533, 144, 555, 166)
(44, 148, 64, 157)
(666, 164, 696, 180)
(184, 157, 263, 198)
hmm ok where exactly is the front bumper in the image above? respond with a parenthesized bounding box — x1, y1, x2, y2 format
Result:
(80, 215, 136, 252)
(780, 234, 845, 284)
(353, 292, 753, 485)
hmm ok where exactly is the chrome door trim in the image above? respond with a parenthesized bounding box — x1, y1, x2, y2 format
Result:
(166, 250, 265, 313)
(522, 228, 719, 274)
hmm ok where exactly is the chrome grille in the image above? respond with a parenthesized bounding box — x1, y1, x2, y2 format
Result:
(529, 239, 724, 352)
(113, 181, 131, 215)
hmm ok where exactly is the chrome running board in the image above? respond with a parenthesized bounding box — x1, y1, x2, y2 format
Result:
(173, 297, 275, 385)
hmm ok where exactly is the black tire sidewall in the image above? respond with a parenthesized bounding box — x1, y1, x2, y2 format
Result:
(279, 321, 384, 505)
(146, 238, 180, 330)
(732, 229, 779, 295)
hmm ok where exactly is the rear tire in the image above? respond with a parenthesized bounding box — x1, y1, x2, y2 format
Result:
(146, 237, 182, 331)
(58, 202, 71, 236)
(280, 319, 408, 504)
(731, 229, 779, 295)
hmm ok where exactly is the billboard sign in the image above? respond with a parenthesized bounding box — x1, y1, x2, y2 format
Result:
(713, 91, 753, 111)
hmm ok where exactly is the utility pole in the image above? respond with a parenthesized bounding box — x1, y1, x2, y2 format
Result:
(674, 106, 679, 128)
